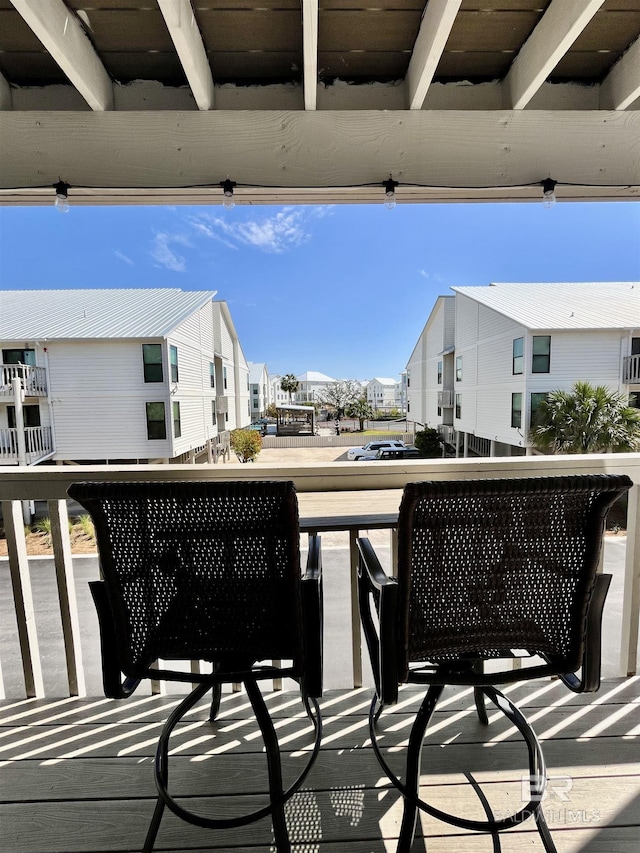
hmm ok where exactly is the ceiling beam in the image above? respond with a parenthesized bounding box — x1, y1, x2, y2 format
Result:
(406, 0, 462, 110)
(503, 0, 605, 110)
(0, 72, 12, 110)
(302, 0, 319, 111)
(1, 110, 638, 204)
(157, 0, 214, 111)
(601, 37, 640, 111)
(10, 0, 113, 111)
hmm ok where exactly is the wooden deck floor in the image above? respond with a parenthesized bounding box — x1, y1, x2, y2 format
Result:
(1, 678, 639, 853)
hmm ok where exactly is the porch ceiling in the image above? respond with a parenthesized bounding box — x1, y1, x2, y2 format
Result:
(0, 0, 639, 205)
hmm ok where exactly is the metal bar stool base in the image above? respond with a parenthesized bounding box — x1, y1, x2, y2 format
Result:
(369, 684, 558, 853)
(143, 677, 322, 853)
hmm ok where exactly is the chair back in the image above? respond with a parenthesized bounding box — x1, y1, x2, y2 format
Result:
(395, 475, 631, 679)
(68, 480, 304, 679)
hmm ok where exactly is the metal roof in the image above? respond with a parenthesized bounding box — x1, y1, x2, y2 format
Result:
(247, 362, 267, 383)
(0, 288, 217, 340)
(451, 282, 640, 330)
(297, 371, 336, 383)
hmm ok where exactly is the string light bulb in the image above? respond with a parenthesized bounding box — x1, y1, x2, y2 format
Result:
(220, 179, 236, 209)
(54, 180, 70, 213)
(541, 178, 557, 208)
(382, 176, 399, 210)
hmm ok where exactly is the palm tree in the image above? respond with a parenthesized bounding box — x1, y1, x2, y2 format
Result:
(532, 381, 640, 454)
(280, 373, 299, 402)
(347, 396, 374, 431)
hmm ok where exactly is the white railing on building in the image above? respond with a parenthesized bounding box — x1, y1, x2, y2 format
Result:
(0, 364, 48, 397)
(24, 426, 53, 463)
(0, 426, 53, 464)
(437, 390, 454, 408)
(623, 354, 640, 384)
(438, 425, 456, 445)
(1, 453, 638, 700)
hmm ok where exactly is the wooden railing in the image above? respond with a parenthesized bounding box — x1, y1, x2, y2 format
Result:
(623, 354, 640, 384)
(0, 363, 47, 396)
(1, 453, 639, 699)
(0, 426, 53, 464)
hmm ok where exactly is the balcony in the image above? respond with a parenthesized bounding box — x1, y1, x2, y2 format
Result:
(0, 364, 47, 397)
(0, 456, 639, 850)
(623, 354, 640, 384)
(1, 679, 638, 852)
(0, 426, 53, 465)
(437, 389, 454, 408)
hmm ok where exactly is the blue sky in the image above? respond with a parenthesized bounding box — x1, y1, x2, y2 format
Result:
(0, 201, 638, 379)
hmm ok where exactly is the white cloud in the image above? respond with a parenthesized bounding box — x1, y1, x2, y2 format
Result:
(190, 207, 314, 254)
(419, 269, 429, 279)
(114, 250, 133, 265)
(150, 232, 188, 272)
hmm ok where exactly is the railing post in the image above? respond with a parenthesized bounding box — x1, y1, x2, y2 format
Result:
(1, 499, 44, 697)
(49, 499, 87, 696)
(349, 529, 363, 688)
(620, 483, 640, 676)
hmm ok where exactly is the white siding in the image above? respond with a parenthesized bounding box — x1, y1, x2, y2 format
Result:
(45, 340, 169, 459)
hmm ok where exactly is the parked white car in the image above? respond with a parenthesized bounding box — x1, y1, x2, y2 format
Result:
(347, 440, 406, 461)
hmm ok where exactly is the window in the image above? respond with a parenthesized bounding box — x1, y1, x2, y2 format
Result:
(2, 348, 36, 366)
(142, 344, 163, 383)
(530, 393, 548, 428)
(511, 393, 522, 428)
(456, 356, 462, 382)
(455, 393, 461, 419)
(172, 401, 181, 438)
(253, 399, 259, 409)
(146, 402, 166, 439)
(209, 362, 215, 388)
(248, 400, 251, 416)
(437, 361, 443, 384)
(532, 336, 551, 373)
(223, 366, 228, 389)
(225, 412, 228, 423)
(253, 387, 258, 394)
(512, 337, 524, 375)
(7, 405, 41, 428)
(211, 400, 216, 424)
(169, 345, 179, 383)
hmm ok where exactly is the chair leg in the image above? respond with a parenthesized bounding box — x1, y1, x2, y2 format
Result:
(397, 684, 445, 853)
(208, 664, 222, 721)
(472, 662, 488, 725)
(142, 797, 166, 853)
(474, 686, 489, 725)
(245, 676, 291, 853)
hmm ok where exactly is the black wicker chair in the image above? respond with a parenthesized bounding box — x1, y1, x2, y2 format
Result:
(357, 474, 631, 853)
(68, 480, 323, 853)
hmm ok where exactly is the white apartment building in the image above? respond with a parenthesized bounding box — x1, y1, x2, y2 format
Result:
(406, 283, 640, 457)
(0, 289, 250, 465)
(366, 377, 401, 412)
(248, 362, 269, 420)
(269, 375, 290, 408)
(295, 371, 336, 404)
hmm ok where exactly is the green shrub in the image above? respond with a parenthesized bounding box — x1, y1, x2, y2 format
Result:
(77, 514, 95, 539)
(414, 428, 443, 458)
(230, 428, 263, 463)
